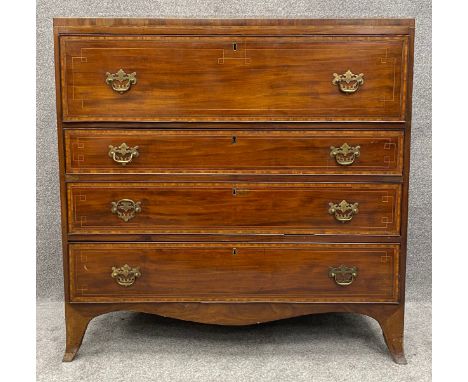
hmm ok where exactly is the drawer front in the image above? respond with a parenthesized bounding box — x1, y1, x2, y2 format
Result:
(65, 130, 404, 175)
(69, 243, 399, 302)
(60, 36, 408, 122)
(67, 183, 401, 235)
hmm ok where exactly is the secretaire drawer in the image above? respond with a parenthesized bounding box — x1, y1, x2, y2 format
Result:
(60, 35, 408, 122)
(69, 243, 399, 303)
(67, 183, 401, 235)
(65, 130, 404, 175)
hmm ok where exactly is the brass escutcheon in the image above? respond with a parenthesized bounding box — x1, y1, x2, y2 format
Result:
(105, 69, 137, 94)
(328, 200, 359, 222)
(111, 199, 142, 222)
(108, 143, 139, 166)
(330, 143, 360, 166)
(111, 264, 141, 287)
(332, 70, 364, 94)
(328, 265, 358, 286)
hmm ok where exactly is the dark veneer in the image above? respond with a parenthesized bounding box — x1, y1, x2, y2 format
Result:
(54, 18, 414, 364)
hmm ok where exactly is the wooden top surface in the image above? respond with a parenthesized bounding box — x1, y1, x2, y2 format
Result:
(53, 18, 415, 35)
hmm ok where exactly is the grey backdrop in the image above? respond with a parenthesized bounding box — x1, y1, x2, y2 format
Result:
(36, 0, 431, 301)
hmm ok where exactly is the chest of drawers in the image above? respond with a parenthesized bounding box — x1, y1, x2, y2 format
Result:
(54, 18, 414, 364)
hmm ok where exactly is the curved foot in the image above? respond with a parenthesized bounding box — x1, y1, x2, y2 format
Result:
(390, 352, 408, 365)
(374, 305, 407, 365)
(63, 350, 79, 362)
(60, 302, 408, 362)
(63, 303, 95, 362)
(382, 331, 407, 364)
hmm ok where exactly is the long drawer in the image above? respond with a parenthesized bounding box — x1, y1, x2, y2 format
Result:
(69, 243, 399, 302)
(67, 183, 401, 235)
(65, 129, 404, 175)
(60, 35, 408, 122)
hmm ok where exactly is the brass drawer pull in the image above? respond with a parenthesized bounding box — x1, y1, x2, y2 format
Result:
(332, 70, 364, 94)
(111, 199, 141, 222)
(330, 143, 360, 166)
(105, 69, 137, 94)
(111, 264, 141, 287)
(328, 200, 359, 222)
(329, 265, 358, 286)
(108, 143, 139, 166)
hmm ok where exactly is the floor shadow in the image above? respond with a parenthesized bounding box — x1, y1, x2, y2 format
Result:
(85, 310, 388, 357)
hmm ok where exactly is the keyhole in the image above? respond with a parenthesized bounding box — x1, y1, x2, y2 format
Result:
(232, 248, 237, 256)
(232, 136, 237, 144)
(233, 42, 237, 51)
(232, 187, 237, 196)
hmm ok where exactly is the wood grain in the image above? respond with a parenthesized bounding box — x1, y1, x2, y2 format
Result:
(69, 243, 399, 303)
(65, 129, 404, 175)
(54, 18, 414, 364)
(60, 35, 407, 122)
(67, 182, 401, 235)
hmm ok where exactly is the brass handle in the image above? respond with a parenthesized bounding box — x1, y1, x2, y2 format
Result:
(328, 200, 359, 222)
(111, 199, 141, 222)
(329, 265, 358, 286)
(332, 70, 364, 94)
(105, 69, 137, 94)
(330, 143, 360, 166)
(111, 264, 141, 287)
(108, 143, 139, 166)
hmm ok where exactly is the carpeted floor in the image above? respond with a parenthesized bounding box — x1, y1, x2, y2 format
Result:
(36, 301, 431, 382)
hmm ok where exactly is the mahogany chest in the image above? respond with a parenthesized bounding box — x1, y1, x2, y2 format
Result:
(54, 18, 414, 364)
